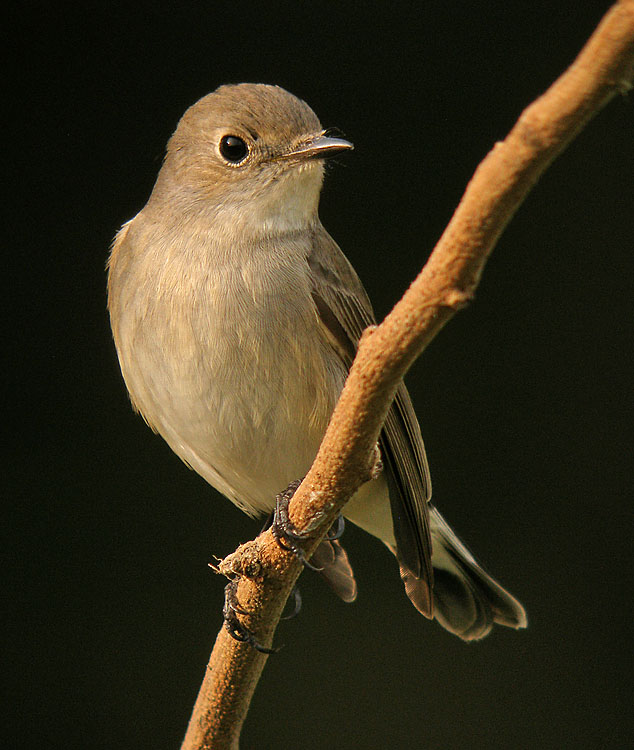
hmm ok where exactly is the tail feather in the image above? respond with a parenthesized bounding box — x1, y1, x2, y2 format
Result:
(398, 506, 527, 640)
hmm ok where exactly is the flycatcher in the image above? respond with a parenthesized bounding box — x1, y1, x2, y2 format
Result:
(108, 83, 527, 640)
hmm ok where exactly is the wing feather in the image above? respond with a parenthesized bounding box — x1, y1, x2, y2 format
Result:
(307, 226, 433, 608)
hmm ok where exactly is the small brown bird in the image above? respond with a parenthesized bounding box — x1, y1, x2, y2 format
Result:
(108, 83, 527, 640)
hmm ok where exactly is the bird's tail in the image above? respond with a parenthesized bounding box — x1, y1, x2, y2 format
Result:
(399, 506, 527, 641)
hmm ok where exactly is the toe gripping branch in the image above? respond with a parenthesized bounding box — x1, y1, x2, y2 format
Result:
(222, 578, 279, 654)
(222, 479, 344, 652)
(271, 479, 346, 568)
(271, 480, 320, 570)
(222, 578, 302, 654)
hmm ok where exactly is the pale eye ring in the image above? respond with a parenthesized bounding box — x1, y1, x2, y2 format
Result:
(219, 135, 249, 164)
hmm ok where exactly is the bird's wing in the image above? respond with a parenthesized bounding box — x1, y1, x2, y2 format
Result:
(308, 226, 433, 613)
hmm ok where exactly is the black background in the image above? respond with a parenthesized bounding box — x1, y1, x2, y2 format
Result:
(7, 2, 633, 748)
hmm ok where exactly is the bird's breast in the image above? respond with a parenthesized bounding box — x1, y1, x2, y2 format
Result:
(111, 222, 346, 513)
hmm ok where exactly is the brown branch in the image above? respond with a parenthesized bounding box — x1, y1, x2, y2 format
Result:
(181, 3, 634, 748)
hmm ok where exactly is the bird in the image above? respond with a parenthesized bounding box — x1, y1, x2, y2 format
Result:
(107, 83, 527, 640)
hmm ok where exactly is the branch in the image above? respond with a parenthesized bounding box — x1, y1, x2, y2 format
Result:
(181, 3, 634, 748)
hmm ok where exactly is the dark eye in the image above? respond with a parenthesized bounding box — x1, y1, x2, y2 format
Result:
(219, 135, 249, 164)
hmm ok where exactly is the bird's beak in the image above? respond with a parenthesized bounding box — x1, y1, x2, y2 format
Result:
(280, 133, 354, 162)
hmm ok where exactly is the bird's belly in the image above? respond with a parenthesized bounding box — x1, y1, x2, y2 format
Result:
(119, 293, 345, 516)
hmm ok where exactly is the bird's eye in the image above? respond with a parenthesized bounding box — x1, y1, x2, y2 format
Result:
(219, 135, 249, 164)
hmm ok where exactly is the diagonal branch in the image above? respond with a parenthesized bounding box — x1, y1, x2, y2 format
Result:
(181, 3, 634, 749)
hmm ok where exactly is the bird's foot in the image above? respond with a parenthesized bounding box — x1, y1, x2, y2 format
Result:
(271, 479, 323, 570)
(222, 578, 279, 654)
(271, 480, 346, 564)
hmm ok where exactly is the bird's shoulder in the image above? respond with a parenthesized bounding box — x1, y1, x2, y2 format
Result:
(307, 225, 376, 356)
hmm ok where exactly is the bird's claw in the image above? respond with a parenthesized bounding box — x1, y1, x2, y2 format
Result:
(271, 479, 324, 571)
(325, 514, 345, 541)
(222, 579, 279, 654)
(280, 585, 302, 621)
(271, 481, 346, 565)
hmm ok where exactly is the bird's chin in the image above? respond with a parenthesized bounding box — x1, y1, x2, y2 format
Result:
(249, 165, 323, 233)
(204, 169, 321, 242)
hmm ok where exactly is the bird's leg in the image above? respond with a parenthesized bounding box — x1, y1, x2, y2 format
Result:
(259, 510, 275, 534)
(271, 479, 324, 571)
(271, 480, 347, 562)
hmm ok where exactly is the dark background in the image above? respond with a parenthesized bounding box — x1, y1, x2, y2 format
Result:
(7, 2, 633, 748)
